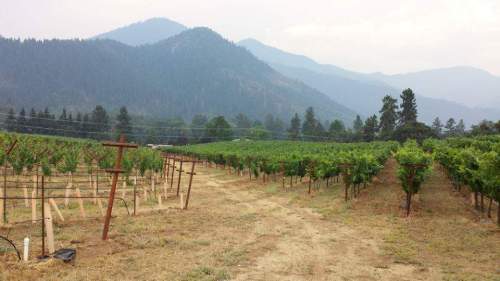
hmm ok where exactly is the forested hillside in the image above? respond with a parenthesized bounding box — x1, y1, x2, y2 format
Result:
(0, 28, 357, 123)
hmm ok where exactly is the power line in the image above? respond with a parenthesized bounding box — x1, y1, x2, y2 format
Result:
(2, 123, 333, 141)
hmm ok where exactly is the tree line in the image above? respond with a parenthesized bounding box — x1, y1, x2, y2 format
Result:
(2, 88, 499, 144)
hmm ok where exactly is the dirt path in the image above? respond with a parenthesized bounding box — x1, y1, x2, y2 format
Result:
(199, 165, 440, 281)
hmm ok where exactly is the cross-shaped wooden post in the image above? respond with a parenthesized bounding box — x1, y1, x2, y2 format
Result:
(183, 159, 200, 210)
(101, 135, 138, 240)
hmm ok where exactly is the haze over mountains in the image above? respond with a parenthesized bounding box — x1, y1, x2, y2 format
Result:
(238, 39, 500, 125)
(371, 66, 500, 108)
(1, 17, 498, 126)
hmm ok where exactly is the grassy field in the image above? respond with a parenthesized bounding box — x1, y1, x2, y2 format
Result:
(1, 159, 499, 281)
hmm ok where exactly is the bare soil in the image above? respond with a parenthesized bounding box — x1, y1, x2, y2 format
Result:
(1, 160, 499, 281)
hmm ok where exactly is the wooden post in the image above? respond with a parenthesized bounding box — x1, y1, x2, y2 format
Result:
(43, 202, 55, 254)
(0, 185, 3, 226)
(97, 198, 104, 216)
(151, 172, 155, 195)
(23, 185, 29, 207)
(165, 156, 170, 181)
(122, 181, 126, 199)
(180, 193, 184, 209)
(101, 135, 138, 240)
(49, 199, 64, 222)
(64, 172, 72, 207)
(184, 161, 196, 210)
(308, 177, 312, 194)
(176, 160, 183, 197)
(163, 177, 168, 198)
(2, 139, 17, 224)
(32, 174, 37, 196)
(40, 175, 46, 257)
(133, 179, 137, 216)
(91, 174, 97, 204)
(31, 190, 37, 223)
(158, 194, 162, 208)
(170, 159, 176, 189)
(143, 178, 148, 200)
(75, 187, 86, 218)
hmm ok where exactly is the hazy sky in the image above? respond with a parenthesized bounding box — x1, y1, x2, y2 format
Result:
(1, 0, 500, 76)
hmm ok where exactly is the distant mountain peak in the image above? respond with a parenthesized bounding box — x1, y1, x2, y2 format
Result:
(92, 17, 187, 46)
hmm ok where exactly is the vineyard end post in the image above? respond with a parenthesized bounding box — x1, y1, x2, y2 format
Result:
(184, 160, 196, 210)
(101, 135, 137, 240)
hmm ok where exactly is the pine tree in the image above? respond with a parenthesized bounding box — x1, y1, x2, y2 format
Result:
(115, 106, 132, 140)
(363, 115, 379, 142)
(91, 105, 110, 139)
(272, 117, 286, 140)
(353, 115, 363, 133)
(316, 121, 325, 139)
(75, 112, 83, 138)
(191, 114, 208, 141)
(352, 115, 363, 141)
(5, 108, 17, 132)
(28, 108, 37, 133)
(302, 107, 317, 139)
(288, 113, 301, 140)
(445, 118, 456, 136)
(455, 119, 465, 136)
(329, 119, 345, 141)
(59, 108, 68, 121)
(205, 116, 233, 141)
(234, 113, 252, 138)
(17, 108, 27, 133)
(82, 113, 90, 139)
(379, 95, 398, 139)
(264, 114, 275, 132)
(399, 88, 418, 126)
(431, 117, 443, 137)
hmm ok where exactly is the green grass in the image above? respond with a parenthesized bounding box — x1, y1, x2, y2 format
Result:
(181, 266, 230, 281)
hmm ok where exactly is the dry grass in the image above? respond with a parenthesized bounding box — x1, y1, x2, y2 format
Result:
(1, 162, 499, 281)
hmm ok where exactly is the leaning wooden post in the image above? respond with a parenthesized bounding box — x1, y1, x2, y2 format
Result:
(101, 135, 138, 241)
(184, 160, 197, 210)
